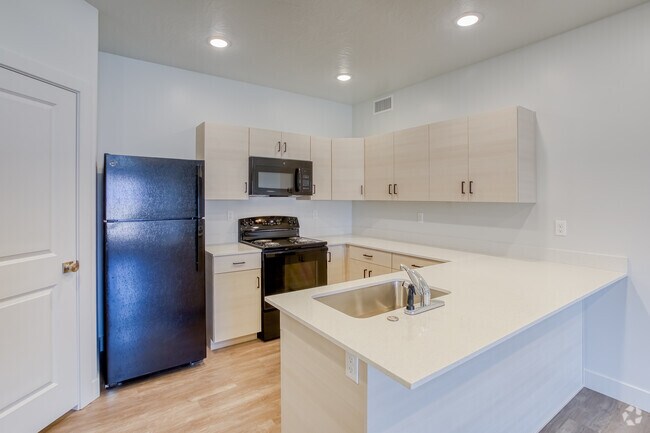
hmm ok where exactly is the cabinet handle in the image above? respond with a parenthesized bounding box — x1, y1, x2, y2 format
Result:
(327, 251, 332, 262)
(461, 181, 466, 195)
(256, 276, 260, 288)
(393, 184, 398, 195)
(313, 184, 316, 195)
(362, 254, 373, 259)
(277, 141, 281, 153)
(283, 142, 287, 153)
(368, 270, 372, 277)
(363, 269, 367, 278)
(361, 185, 364, 195)
(244, 181, 248, 193)
(233, 261, 246, 265)
(469, 181, 474, 194)
(388, 184, 393, 195)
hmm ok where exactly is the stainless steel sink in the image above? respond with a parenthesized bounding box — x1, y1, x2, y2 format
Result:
(314, 280, 449, 318)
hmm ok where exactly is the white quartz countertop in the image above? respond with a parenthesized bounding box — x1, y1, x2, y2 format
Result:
(266, 236, 627, 389)
(205, 243, 259, 257)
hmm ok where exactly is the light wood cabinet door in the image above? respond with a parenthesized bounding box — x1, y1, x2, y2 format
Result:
(365, 262, 393, 278)
(212, 269, 261, 343)
(249, 127, 282, 158)
(364, 132, 394, 201)
(429, 117, 469, 202)
(332, 138, 365, 201)
(196, 123, 249, 200)
(327, 245, 346, 284)
(347, 259, 392, 281)
(467, 107, 536, 203)
(346, 259, 368, 281)
(282, 132, 311, 160)
(394, 125, 429, 201)
(310, 136, 332, 200)
(468, 108, 518, 202)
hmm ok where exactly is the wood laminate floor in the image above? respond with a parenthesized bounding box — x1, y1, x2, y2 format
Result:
(540, 388, 650, 433)
(44, 339, 280, 433)
(44, 339, 647, 433)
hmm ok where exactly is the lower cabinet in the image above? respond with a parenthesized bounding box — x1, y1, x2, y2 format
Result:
(347, 259, 392, 281)
(207, 253, 262, 350)
(327, 245, 347, 284)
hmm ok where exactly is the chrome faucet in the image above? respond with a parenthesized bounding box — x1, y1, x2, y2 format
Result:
(400, 264, 445, 315)
(400, 264, 431, 306)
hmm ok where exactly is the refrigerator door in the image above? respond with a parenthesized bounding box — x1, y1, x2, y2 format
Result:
(104, 219, 206, 386)
(104, 154, 204, 221)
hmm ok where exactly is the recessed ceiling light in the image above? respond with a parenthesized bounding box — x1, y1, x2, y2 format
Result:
(337, 74, 351, 82)
(456, 13, 481, 27)
(209, 38, 229, 48)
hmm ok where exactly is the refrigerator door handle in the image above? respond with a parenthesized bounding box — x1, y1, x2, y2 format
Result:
(196, 219, 205, 272)
(196, 164, 204, 218)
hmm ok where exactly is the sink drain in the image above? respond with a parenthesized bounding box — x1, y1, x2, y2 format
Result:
(387, 316, 399, 322)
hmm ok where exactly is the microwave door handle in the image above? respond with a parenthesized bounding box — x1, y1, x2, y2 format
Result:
(295, 167, 302, 193)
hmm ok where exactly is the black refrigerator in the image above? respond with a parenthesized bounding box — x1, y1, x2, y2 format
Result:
(103, 154, 206, 387)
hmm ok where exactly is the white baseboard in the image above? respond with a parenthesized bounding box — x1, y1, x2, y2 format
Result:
(585, 369, 650, 412)
(209, 334, 258, 350)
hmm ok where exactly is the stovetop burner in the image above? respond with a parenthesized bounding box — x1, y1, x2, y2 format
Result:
(238, 216, 327, 251)
(252, 239, 281, 247)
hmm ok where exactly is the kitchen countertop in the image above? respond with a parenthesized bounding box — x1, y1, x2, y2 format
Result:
(266, 235, 627, 389)
(205, 243, 259, 257)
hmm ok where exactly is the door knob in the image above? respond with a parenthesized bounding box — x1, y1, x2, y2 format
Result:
(62, 260, 79, 273)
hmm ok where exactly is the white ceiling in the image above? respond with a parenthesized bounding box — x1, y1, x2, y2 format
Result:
(87, 0, 647, 104)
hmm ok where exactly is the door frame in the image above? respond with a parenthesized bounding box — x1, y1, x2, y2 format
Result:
(0, 47, 99, 409)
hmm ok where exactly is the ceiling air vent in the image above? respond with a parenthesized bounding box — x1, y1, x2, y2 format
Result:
(373, 96, 393, 114)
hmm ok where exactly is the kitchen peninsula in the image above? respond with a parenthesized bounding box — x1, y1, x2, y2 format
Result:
(267, 239, 626, 433)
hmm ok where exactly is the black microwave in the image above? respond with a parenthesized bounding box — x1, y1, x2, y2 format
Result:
(249, 157, 313, 197)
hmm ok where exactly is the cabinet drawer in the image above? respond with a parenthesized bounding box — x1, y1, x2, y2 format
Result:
(391, 253, 444, 271)
(213, 253, 261, 274)
(348, 246, 392, 268)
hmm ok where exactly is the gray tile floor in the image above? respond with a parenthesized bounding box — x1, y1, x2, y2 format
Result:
(540, 388, 650, 433)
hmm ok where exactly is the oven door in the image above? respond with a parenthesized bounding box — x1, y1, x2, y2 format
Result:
(262, 246, 327, 310)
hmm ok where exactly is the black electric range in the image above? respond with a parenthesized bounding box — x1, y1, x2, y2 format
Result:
(239, 216, 328, 341)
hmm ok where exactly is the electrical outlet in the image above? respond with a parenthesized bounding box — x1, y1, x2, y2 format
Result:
(345, 351, 359, 383)
(417, 212, 424, 223)
(227, 211, 234, 221)
(555, 220, 567, 236)
(313, 210, 319, 219)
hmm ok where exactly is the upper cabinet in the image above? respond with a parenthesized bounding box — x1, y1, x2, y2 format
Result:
(282, 132, 311, 160)
(468, 107, 536, 203)
(310, 136, 332, 200)
(249, 128, 281, 158)
(249, 128, 310, 160)
(332, 138, 364, 201)
(364, 125, 429, 201)
(197, 106, 535, 203)
(364, 132, 394, 200)
(393, 125, 430, 201)
(196, 122, 249, 200)
(430, 107, 536, 203)
(429, 117, 469, 202)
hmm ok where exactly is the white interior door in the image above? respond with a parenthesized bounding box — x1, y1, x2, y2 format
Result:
(0, 66, 78, 432)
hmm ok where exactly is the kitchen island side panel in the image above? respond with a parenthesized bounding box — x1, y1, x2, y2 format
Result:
(280, 314, 368, 433)
(366, 301, 583, 433)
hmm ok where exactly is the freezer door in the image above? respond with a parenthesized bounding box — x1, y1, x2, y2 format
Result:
(104, 219, 206, 385)
(104, 154, 204, 221)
